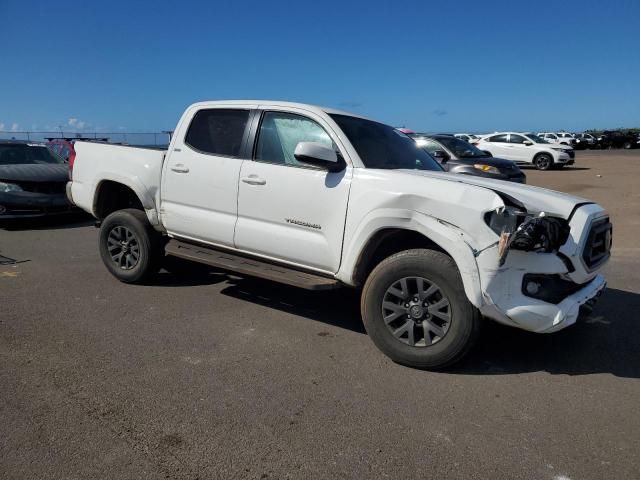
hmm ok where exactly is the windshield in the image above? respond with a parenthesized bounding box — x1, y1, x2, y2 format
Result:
(434, 136, 489, 158)
(0, 144, 66, 165)
(524, 133, 550, 144)
(329, 114, 443, 171)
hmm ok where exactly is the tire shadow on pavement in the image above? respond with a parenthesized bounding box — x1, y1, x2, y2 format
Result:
(220, 276, 366, 334)
(454, 288, 640, 378)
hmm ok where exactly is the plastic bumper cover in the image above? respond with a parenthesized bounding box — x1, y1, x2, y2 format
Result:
(480, 274, 606, 333)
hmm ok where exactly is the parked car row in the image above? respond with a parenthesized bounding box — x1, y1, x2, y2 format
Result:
(458, 130, 639, 150)
(593, 131, 640, 150)
(411, 134, 527, 183)
(404, 130, 573, 181)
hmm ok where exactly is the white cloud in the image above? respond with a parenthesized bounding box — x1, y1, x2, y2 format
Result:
(68, 117, 87, 130)
(10, 123, 19, 132)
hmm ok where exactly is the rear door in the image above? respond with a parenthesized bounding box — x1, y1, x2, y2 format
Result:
(160, 107, 253, 247)
(482, 134, 510, 158)
(234, 109, 351, 273)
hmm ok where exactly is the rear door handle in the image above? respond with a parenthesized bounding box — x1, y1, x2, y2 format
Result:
(241, 175, 266, 185)
(171, 164, 189, 173)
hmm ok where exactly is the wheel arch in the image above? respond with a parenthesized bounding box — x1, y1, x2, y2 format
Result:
(340, 216, 484, 308)
(533, 150, 555, 165)
(92, 176, 159, 225)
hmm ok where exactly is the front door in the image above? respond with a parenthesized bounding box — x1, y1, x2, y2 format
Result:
(234, 110, 351, 273)
(505, 133, 530, 163)
(161, 107, 251, 247)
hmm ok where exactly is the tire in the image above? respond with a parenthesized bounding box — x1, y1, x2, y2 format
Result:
(623, 141, 631, 150)
(534, 153, 553, 170)
(99, 209, 162, 283)
(361, 249, 481, 370)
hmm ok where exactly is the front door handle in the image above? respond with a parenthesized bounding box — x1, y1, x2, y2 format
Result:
(170, 164, 189, 173)
(241, 175, 266, 186)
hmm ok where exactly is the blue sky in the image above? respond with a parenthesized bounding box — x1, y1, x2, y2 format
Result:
(1, 0, 638, 134)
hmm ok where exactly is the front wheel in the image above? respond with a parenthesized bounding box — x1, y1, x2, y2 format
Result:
(534, 153, 553, 170)
(99, 209, 162, 283)
(361, 249, 481, 369)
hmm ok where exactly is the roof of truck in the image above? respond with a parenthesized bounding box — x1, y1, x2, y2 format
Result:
(188, 100, 370, 120)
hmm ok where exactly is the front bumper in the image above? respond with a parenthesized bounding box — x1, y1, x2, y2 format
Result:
(0, 191, 74, 219)
(556, 152, 575, 165)
(480, 274, 606, 333)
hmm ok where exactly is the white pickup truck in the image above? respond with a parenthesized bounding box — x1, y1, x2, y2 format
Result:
(67, 101, 612, 369)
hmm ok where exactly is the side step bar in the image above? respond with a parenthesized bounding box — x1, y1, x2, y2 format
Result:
(165, 239, 340, 291)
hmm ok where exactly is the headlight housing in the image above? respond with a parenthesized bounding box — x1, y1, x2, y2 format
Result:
(0, 181, 23, 193)
(473, 164, 500, 174)
(485, 207, 570, 265)
(485, 206, 528, 236)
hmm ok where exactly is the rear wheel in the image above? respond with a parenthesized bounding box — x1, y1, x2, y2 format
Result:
(361, 249, 481, 369)
(534, 153, 553, 170)
(99, 209, 162, 283)
(623, 141, 632, 149)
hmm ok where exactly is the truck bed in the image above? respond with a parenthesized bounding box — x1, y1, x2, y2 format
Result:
(69, 141, 166, 220)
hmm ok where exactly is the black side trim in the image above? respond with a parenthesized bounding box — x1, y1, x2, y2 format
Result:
(240, 109, 262, 160)
(165, 238, 340, 291)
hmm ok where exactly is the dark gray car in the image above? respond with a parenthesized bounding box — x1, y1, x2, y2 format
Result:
(410, 134, 526, 183)
(0, 141, 73, 218)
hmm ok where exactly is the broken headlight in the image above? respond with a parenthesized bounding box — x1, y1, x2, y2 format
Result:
(486, 207, 571, 266)
(485, 206, 527, 236)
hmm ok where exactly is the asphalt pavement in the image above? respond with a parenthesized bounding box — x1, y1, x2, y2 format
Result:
(1, 150, 639, 479)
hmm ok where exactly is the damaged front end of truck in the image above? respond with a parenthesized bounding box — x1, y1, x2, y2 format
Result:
(477, 195, 612, 333)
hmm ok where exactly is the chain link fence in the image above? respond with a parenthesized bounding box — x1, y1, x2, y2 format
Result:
(0, 131, 171, 148)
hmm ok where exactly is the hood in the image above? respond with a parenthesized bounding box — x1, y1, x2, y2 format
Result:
(0, 164, 69, 183)
(401, 170, 591, 218)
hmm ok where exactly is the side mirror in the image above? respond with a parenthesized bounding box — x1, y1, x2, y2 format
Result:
(432, 150, 450, 162)
(523, 140, 533, 146)
(294, 142, 344, 172)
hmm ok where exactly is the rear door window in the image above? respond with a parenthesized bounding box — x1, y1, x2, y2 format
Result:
(185, 109, 250, 157)
(488, 134, 508, 143)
